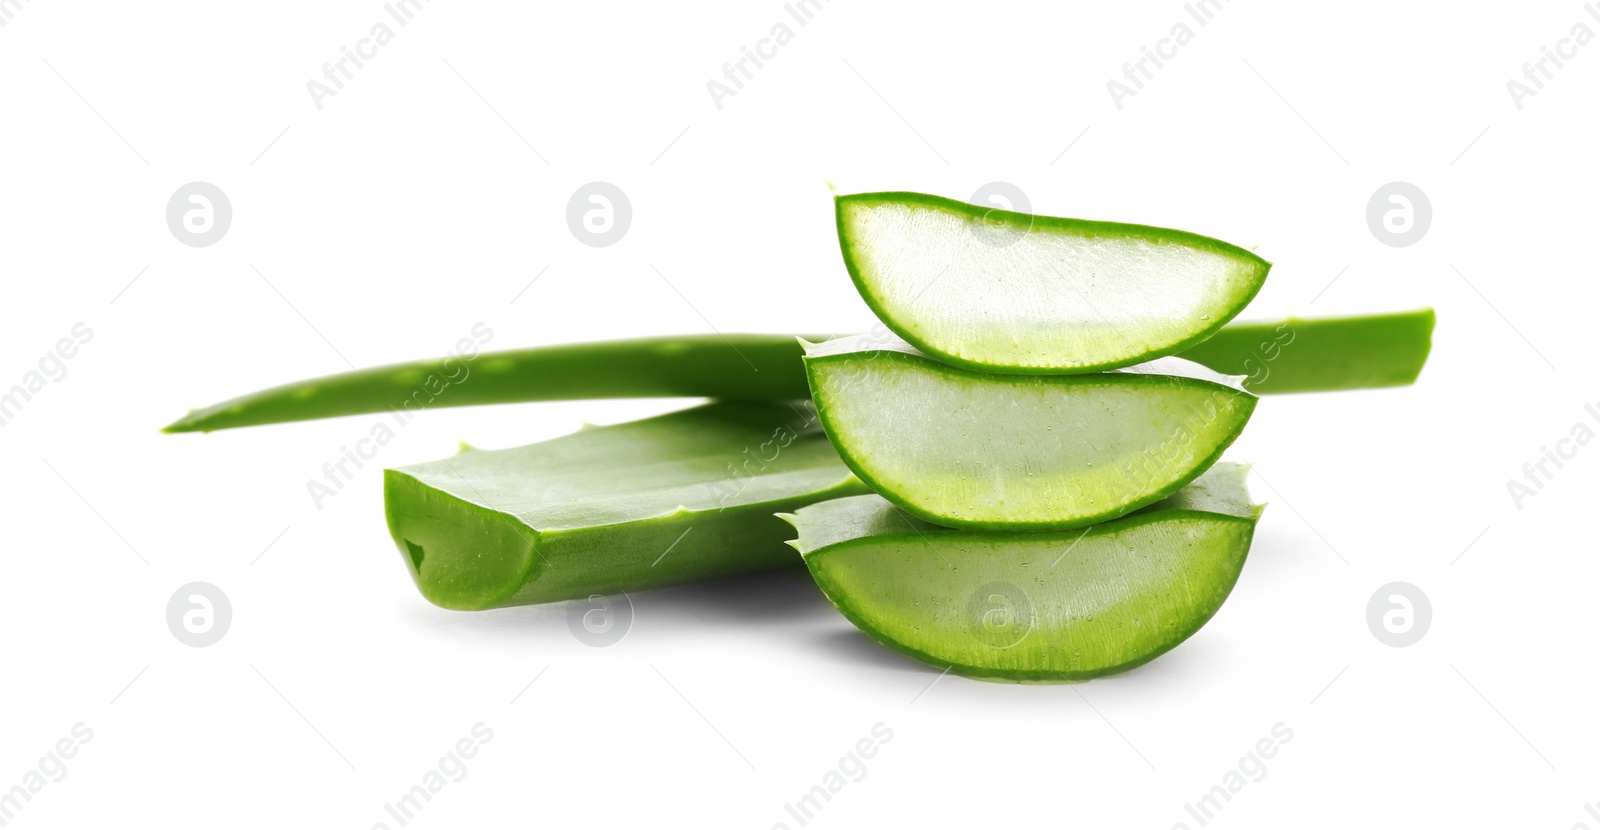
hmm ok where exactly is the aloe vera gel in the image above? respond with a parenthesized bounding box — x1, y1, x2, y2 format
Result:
(803, 333, 1256, 529)
(835, 192, 1271, 373)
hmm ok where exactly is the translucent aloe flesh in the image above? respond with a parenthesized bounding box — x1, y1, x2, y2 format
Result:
(783, 463, 1263, 683)
(835, 192, 1271, 374)
(1177, 309, 1435, 394)
(384, 402, 866, 610)
(803, 333, 1255, 530)
(162, 313, 1428, 433)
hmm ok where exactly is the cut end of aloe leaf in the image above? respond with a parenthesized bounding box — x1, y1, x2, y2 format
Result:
(804, 333, 1256, 530)
(790, 463, 1263, 683)
(384, 469, 542, 610)
(835, 191, 1271, 374)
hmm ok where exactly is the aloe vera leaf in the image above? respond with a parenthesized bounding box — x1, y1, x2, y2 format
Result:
(163, 334, 823, 433)
(802, 332, 1256, 530)
(162, 312, 1428, 434)
(1175, 309, 1435, 394)
(835, 191, 1271, 374)
(782, 463, 1263, 683)
(384, 401, 866, 610)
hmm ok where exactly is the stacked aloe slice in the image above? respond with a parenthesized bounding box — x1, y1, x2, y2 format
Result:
(776, 192, 1284, 681)
(165, 189, 1435, 685)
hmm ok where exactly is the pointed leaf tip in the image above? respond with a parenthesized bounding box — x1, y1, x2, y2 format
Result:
(161, 410, 199, 433)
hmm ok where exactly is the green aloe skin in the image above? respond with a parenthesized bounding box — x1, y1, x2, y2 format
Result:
(162, 312, 1433, 433)
(835, 192, 1272, 374)
(1179, 309, 1436, 394)
(384, 401, 866, 610)
(784, 463, 1263, 683)
(803, 332, 1256, 530)
(164, 335, 825, 434)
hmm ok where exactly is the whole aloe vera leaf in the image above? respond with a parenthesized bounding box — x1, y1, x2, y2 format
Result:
(163, 312, 1430, 434)
(1176, 309, 1434, 394)
(164, 334, 823, 433)
(385, 401, 866, 610)
(835, 191, 1271, 374)
(782, 463, 1263, 683)
(802, 332, 1256, 531)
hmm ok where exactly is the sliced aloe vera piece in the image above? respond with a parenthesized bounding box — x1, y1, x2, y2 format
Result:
(783, 463, 1263, 683)
(803, 333, 1256, 530)
(1177, 309, 1435, 394)
(835, 192, 1271, 373)
(384, 401, 866, 610)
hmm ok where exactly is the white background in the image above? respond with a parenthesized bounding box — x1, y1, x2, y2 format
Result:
(2, 0, 1596, 826)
